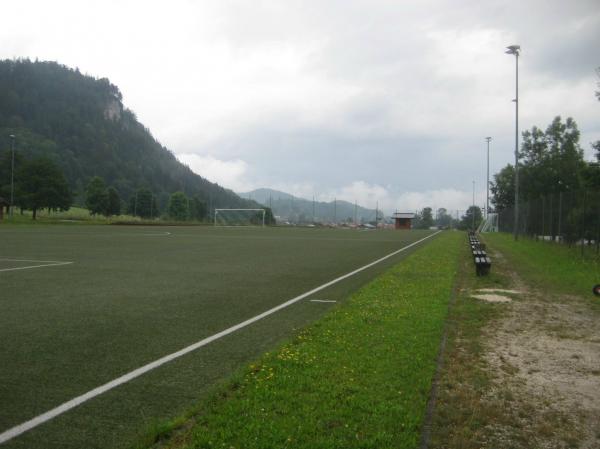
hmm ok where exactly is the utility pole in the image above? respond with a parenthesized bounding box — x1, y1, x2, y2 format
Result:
(312, 195, 315, 223)
(354, 200, 357, 226)
(376, 200, 379, 228)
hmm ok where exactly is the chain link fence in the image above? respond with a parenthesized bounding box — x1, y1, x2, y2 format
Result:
(496, 189, 600, 255)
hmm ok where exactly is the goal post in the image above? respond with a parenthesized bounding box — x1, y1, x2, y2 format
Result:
(478, 213, 498, 233)
(214, 208, 266, 227)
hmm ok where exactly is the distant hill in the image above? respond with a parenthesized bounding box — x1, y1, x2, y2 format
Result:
(238, 188, 295, 203)
(239, 188, 381, 224)
(0, 59, 261, 212)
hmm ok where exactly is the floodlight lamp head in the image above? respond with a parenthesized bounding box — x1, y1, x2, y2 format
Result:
(505, 44, 520, 55)
(9, 134, 15, 139)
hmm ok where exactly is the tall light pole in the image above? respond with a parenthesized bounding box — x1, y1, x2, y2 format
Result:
(485, 137, 492, 219)
(9, 134, 15, 216)
(334, 197, 337, 224)
(472, 180, 476, 231)
(506, 44, 520, 240)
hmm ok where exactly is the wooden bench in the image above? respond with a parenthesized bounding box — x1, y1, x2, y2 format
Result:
(468, 232, 492, 276)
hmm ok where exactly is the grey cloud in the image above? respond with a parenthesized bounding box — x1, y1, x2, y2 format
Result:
(3, 0, 597, 211)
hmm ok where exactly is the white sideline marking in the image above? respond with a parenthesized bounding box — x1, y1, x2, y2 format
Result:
(310, 299, 337, 303)
(0, 259, 73, 273)
(0, 231, 441, 444)
(140, 231, 171, 236)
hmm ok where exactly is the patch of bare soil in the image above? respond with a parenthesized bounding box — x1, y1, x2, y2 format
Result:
(471, 293, 513, 303)
(483, 250, 600, 448)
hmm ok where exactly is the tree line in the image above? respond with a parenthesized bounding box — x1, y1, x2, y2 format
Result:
(0, 151, 275, 223)
(412, 206, 482, 231)
(491, 116, 599, 212)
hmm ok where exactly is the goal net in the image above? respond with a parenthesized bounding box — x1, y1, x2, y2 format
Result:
(214, 209, 266, 227)
(478, 213, 499, 233)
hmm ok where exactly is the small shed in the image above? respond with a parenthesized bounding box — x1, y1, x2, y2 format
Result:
(393, 212, 415, 230)
(0, 197, 9, 220)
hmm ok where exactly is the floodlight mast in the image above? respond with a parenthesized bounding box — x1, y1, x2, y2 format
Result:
(472, 180, 476, 231)
(506, 44, 520, 240)
(9, 134, 15, 216)
(485, 137, 492, 219)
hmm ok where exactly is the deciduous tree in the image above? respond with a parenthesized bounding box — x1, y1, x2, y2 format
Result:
(128, 188, 156, 218)
(168, 191, 189, 220)
(17, 157, 71, 219)
(85, 176, 108, 216)
(189, 195, 207, 221)
(459, 206, 482, 231)
(106, 187, 120, 216)
(490, 165, 515, 212)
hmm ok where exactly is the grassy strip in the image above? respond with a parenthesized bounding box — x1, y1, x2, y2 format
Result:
(140, 231, 461, 449)
(484, 233, 600, 303)
(429, 235, 508, 448)
(430, 232, 597, 448)
(1, 207, 133, 225)
(0, 207, 213, 226)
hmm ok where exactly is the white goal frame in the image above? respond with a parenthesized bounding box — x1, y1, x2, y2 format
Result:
(478, 213, 499, 233)
(214, 208, 266, 227)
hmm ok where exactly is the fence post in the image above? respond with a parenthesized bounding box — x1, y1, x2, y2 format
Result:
(581, 190, 586, 257)
(558, 191, 562, 242)
(595, 191, 600, 256)
(542, 196, 546, 241)
(550, 193, 554, 241)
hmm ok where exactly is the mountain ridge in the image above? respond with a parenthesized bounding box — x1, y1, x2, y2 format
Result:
(239, 188, 382, 224)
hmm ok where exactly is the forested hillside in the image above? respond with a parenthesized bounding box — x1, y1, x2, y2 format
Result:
(0, 59, 260, 211)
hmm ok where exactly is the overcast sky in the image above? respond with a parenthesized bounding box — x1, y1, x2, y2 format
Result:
(2, 0, 599, 213)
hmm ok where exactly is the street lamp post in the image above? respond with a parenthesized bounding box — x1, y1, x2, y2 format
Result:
(9, 134, 15, 217)
(485, 137, 492, 219)
(506, 44, 520, 240)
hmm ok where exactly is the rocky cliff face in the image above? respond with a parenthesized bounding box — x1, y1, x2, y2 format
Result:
(104, 98, 122, 121)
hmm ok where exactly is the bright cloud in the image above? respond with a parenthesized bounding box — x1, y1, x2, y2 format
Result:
(324, 183, 487, 215)
(176, 153, 254, 192)
(395, 189, 488, 214)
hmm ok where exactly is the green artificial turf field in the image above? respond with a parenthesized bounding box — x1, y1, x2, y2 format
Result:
(0, 225, 436, 449)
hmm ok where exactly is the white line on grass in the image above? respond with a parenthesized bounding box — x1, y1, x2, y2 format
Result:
(0, 259, 73, 273)
(310, 299, 337, 303)
(0, 231, 441, 444)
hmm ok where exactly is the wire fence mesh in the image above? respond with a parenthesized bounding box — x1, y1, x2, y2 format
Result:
(496, 189, 600, 256)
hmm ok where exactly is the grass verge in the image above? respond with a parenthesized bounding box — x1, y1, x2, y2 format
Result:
(428, 235, 508, 448)
(0, 207, 216, 226)
(430, 231, 599, 448)
(484, 233, 600, 305)
(137, 232, 462, 449)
